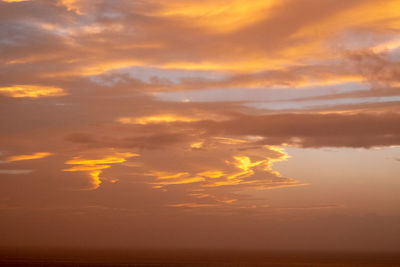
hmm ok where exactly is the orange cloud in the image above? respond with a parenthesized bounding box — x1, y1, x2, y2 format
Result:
(62, 165, 111, 172)
(203, 156, 266, 187)
(215, 137, 249, 145)
(293, 0, 400, 41)
(152, 0, 277, 33)
(89, 170, 102, 189)
(264, 146, 290, 176)
(197, 170, 225, 179)
(59, 0, 83, 14)
(118, 113, 228, 125)
(190, 141, 204, 149)
(143, 142, 301, 196)
(152, 176, 205, 186)
(233, 156, 265, 172)
(168, 203, 217, 208)
(118, 115, 198, 125)
(147, 171, 205, 187)
(0, 85, 65, 98)
(6, 152, 53, 162)
(63, 152, 139, 189)
(65, 152, 138, 165)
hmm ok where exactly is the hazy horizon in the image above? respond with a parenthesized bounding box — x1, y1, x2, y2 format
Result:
(1, 247, 400, 266)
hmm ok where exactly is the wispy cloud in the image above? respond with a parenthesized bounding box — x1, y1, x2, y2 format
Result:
(0, 169, 33, 175)
(63, 152, 139, 189)
(0, 85, 65, 98)
(6, 152, 53, 162)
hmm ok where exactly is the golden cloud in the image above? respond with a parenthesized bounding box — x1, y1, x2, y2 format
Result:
(6, 152, 53, 162)
(118, 113, 228, 125)
(63, 152, 139, 189)
(0, 85, 65, 98)
(118, 115, 198, 125)
(65, 152, 138, 165)
(152, 0, 277, 33)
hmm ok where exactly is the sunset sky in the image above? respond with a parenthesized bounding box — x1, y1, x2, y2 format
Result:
(1, 0, 400, 252)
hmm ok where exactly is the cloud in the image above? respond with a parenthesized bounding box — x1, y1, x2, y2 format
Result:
(0, 0, 396, 79)
(118, 114, 200, 125)
(192, 113, 400, 148)
(348, 50, 400, 87)
(0, 169, 33, 175)
(127, 138, 304, 207)
(64, 152, 138, 165)
(68, 111, 399, 150)
(6, 152, 53, 162)
(62, 151, 139, 189)
(149, 0, 277, 33)
(0, 0, 400, 251)
(2, 0, 28, 2)
(0, 85, 65, 98)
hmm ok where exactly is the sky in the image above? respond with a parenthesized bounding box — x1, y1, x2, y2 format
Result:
(0, 0, 400, 252)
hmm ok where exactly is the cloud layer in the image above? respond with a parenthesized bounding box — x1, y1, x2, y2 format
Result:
(1, 0, 400, 250)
